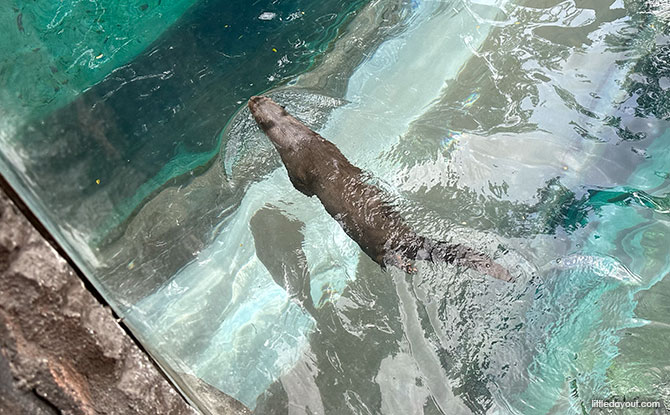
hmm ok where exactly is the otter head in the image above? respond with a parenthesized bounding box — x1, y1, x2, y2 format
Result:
(248, 96, 282, 132)
(249, 96, 313, 153)
(248, 96, 319, 195)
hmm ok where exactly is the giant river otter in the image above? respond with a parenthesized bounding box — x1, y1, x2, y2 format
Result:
(248, 95, 511, 281)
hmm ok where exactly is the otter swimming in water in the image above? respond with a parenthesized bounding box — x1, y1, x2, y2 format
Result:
(248, 96, 511, 281)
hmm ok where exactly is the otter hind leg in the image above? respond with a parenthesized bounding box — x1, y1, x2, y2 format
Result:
(382, 251, 418, 274)
(430, 242, 514, 282)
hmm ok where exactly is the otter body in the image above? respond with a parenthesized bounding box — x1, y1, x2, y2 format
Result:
(248, 96, 511, 281)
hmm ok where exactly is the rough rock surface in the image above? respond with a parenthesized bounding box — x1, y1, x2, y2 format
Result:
(0, 189, 198, 415)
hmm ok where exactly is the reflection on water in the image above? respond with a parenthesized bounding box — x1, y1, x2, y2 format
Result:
(1, 0, 670, 414)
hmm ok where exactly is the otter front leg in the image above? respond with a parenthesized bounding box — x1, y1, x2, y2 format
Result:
(287, 172, 315, 197)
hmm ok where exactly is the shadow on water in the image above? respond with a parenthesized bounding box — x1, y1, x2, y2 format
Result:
(250, 206, 318, 318)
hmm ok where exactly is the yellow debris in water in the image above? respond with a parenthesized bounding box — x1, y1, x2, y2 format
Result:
(95, 179, 101, 184)
(95, 53, 104, 59)
(272, 48, 277, 52)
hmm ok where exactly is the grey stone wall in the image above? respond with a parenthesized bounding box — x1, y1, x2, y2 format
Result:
(0, 189, 198, 415)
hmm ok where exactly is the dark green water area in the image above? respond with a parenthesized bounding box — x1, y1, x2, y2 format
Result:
(3, 0, 367, 246)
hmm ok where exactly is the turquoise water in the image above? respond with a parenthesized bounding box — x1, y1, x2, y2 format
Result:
(2, 0, 670, 413)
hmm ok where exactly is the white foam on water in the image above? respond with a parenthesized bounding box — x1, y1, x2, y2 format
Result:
(258, 11, 277, 21)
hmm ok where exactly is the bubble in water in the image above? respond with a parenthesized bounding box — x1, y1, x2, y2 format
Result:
(258, 12, 277, 21)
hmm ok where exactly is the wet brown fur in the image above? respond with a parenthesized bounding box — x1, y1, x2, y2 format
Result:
(248, 96, 512, 280)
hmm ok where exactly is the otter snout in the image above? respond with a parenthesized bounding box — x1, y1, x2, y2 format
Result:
(248, 95, 281, 120)
(248, 95, 270, 112)
(248, 95, 283, 133)
(249, 95, 312, 151)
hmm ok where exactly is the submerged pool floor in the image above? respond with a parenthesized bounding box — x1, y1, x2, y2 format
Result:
(2, 0, 670, 413)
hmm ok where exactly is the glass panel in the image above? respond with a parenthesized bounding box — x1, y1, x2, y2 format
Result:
(2, 0, 669, 413)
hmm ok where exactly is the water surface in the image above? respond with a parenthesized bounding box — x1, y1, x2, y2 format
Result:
(1, 0, 670, 413)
